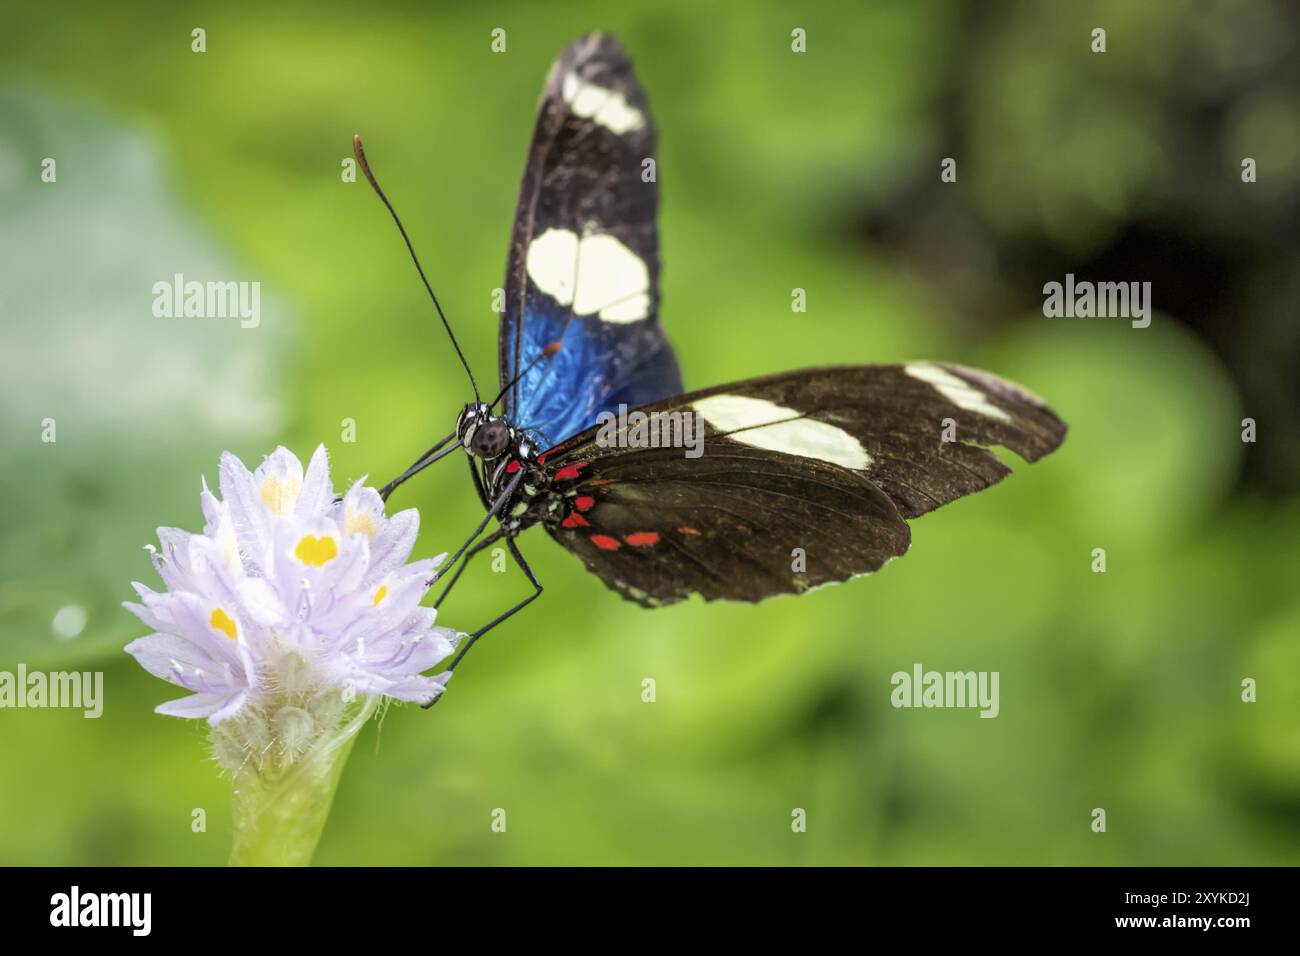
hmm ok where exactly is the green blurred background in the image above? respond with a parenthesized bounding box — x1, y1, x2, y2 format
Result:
(1, 0, 1297, 865)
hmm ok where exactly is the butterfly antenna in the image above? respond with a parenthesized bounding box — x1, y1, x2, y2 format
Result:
(490, 340, 562, 410)
(353, 134, 480, 402)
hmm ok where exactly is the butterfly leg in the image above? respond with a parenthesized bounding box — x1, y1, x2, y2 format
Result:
(423, 536, 541, 709)
(426, 469, 523, 587)
(450, 537, 542, 667)
(433, 528, 505, 608)
(379, 430, 458, 501)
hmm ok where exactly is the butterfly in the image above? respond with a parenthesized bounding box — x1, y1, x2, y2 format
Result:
(355, 32, 1067, 691)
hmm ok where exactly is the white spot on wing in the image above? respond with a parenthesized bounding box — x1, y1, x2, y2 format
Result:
(562, 73, 645, 134)
(693, 394, 871, 469)
(525, 228, 650, 323)
(525, 229, 578, 305)
(904, 362, 1011, 422)
(597, 292, 651, 322)
(949, 364, 1047, 407)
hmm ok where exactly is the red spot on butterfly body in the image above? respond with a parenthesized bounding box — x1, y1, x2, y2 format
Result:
(624, 532, 660, 547)
(553, 462, 588, 481)
(561, 513, 590, 528)
(590, 534, 621, 551)
(678, 526, 701, 536)
(574, 495, 595, 512)
(505, 460, 521, 474)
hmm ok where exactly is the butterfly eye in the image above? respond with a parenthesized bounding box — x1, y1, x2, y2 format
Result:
(469, 420, 510, 458)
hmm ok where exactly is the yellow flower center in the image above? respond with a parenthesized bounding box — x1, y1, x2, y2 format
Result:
(373, 584, 388, 606)
(294, 534, 338, 567)
(259, 475, 301, 516)
(210, 607, 238, 640)
(344, 508, 379, 539)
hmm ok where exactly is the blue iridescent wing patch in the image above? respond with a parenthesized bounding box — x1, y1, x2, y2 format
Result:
(499, 33, 681, 450)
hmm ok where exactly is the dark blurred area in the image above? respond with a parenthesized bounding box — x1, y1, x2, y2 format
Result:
(846, 0, 1299, 493)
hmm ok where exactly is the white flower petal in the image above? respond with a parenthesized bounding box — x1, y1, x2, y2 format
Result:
(365, 508, 419, 586)
(200, 475, 221, 530)
(253, 446, 305, 519)
(295, 444, 334, 522)
(236, 577, 289, 626)
(156, 689, 248, 723)
(219, 450, 272, 571)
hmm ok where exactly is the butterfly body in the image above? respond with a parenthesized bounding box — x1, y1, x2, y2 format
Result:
(454, 404, 594, 545)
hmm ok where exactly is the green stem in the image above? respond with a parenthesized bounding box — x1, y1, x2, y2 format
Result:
(227, 696, 376, 866)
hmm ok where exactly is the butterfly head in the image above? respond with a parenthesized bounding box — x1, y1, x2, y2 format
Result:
(458, 403, 512, 460)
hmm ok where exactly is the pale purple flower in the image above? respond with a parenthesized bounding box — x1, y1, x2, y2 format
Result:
(125, 445, 457, 723)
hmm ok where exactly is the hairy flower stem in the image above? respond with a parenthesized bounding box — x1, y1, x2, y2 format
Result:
(225, 694, 377, 866)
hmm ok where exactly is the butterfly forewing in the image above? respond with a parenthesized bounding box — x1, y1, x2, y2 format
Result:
(501, 33, 682, 450)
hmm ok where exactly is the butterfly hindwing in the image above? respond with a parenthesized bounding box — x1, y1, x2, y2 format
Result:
(538, 363, 1067, 606)
(500, 33, 682, 450)
(545, 444, 912, 607)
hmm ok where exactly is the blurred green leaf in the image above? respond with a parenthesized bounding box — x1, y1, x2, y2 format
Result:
(0, 84, 290, 668)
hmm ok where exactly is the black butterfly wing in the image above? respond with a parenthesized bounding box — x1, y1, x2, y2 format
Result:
(544, 444, 912, 607)
(537, 363, 1067, 606)
(500, 32, 682, 450)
